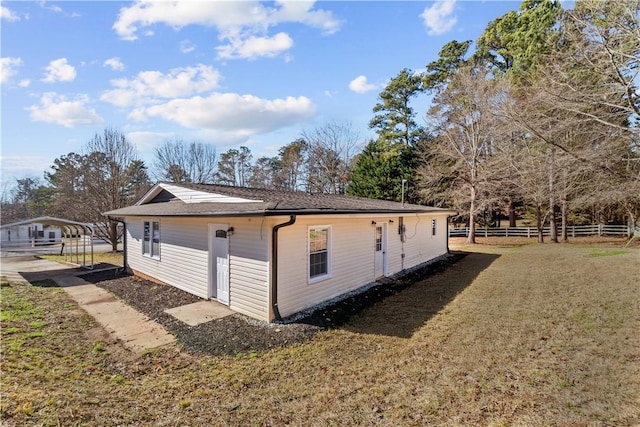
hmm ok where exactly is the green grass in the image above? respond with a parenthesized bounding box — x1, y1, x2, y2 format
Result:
(587, 248, 629, 257)
(2, 242, 639, 426)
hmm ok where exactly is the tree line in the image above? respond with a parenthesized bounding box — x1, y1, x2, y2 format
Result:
(2, 0, 638, 247)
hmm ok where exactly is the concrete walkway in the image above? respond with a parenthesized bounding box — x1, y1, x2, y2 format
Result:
(0, 256, 175, 353)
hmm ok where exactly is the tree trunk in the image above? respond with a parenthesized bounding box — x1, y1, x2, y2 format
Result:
(561, 197, 568, 242)
(467, 184, 476, 244)
(536, 202, 544, 243)
(548, 147, 558, 243)
(508, 199, 516, 227)
(109, 221, 118, 252)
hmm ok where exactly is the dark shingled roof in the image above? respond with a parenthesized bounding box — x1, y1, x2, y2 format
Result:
(105, 182, 456, 217)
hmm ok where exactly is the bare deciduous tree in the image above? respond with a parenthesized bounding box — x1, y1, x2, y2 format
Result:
(153, 139, 217, 183)
(422, 66, 506, 243)
(302, 120, 361, 194)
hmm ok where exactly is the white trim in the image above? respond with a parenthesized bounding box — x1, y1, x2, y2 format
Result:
(308, 224, 332, 284)
(142, 219, 161, 260)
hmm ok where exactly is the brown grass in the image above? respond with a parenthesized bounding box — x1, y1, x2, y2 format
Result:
(2, 241, 639, 426)
(38, 251, 123, 267)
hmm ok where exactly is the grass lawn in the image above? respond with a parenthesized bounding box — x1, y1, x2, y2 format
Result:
(38, 251, 123, 267)
(2, 241, 639, 426)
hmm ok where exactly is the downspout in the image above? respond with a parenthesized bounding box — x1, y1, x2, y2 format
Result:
(446, 215, 452, 253)
(271, 215, 296, 322)
(108, 216, 128, 274)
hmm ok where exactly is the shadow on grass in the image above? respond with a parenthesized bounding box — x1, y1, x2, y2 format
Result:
(339, 252, 500, 339)
(30, 279, 59, 288)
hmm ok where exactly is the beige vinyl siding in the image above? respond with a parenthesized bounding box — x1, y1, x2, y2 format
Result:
(126, 216, 270, 321)
(275, 216, 380, 318)
(274, 213, 450, 318)
(386, 213, 449, 275)
(127, 218, 209, 298)
(227, 217, 270, 320)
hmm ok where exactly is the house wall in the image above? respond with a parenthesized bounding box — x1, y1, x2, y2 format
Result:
(1, 224, 61, 247)
(126, 216, 270, 321)
(274, 213, 450, 319)
(387, 214, 449, 275)
(124, 212, 449, 323)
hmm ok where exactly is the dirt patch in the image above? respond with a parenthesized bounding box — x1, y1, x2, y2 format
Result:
(80, 253, 465, 356)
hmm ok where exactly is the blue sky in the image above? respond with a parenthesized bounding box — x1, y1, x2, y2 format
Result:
(1, 0, 527, 185)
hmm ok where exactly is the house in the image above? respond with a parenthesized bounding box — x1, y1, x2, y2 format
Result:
(105, 182, 457, 322)
(0, 219, 62, 248)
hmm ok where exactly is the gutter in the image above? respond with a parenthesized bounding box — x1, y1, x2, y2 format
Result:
(107, 216, 128, 274)
(271, 215, 296, 322)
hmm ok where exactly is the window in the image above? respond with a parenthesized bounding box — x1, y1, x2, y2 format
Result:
(375, 226, 383, 251)
(143, 221, 160, 258)
(431, 219, 437, 237)
(309, 226, 330, 281)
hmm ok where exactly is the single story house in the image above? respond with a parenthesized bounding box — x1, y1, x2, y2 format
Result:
(0, 219, 62, 248)
(105, 182, 456, 322)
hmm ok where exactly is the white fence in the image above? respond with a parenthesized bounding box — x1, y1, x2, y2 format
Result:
(449, 224, 632, 238)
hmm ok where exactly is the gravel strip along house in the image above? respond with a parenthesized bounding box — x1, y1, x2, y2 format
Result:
(105, 182, 456, 322)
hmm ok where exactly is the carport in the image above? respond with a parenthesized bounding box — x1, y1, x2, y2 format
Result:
(0, 216, 95, 268)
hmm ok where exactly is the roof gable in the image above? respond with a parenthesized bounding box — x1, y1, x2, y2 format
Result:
(137, 183, 263, 205)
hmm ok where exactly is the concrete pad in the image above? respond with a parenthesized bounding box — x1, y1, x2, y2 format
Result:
(53, 275, 89, 287)
(58, 279, 175, 352)
(1, 255, 176, 353)
(165, 300, 234, 326)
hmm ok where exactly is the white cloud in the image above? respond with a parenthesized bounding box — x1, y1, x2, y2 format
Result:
(19, 79, 31, 88)
(38, 2, 81, 18)
(349, 75, 378, 94)
(113, 1, 340, 60)
(1, 5, 20, 22)
(132, 92, 315, 138)
(42, 58, 76, 83)
(269, 1, 341, 35)
(216, 32, 293, 60)
(420, 0, 457, 36)
(126, 131, 177, 151)
(27, 92, 104, 128)
(179, 39, 195, 53)
(1, 57, 23, 83)
(104, 57, 125, 71)
(101, 64, 221, 107)
(0, 156, 53, 179)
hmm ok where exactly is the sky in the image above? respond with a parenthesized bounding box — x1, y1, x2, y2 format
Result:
(1, 0, 529, 187)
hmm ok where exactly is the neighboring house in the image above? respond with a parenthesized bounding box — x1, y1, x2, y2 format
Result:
(0, 221, 62, 248)
(105, 182, 457, 322)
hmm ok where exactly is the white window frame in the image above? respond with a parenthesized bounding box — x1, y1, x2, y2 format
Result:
(308, 225, 332, 284)
(143, 220, 161, 259)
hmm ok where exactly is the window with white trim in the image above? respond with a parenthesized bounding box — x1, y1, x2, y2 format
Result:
(309, 226, 331, 282)
(375, 226, 383, 251)
(431, 218, 437, 237)
(143, 221, 160, 258)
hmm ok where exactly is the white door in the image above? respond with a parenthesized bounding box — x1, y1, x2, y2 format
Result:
(209, 224, 230, 305)
(374, 223, 388, 278)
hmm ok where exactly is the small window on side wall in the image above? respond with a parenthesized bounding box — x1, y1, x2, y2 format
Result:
(309, 226, 331, 282)
(431, 218, 437, 237)
(143, 221, 160, 259)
